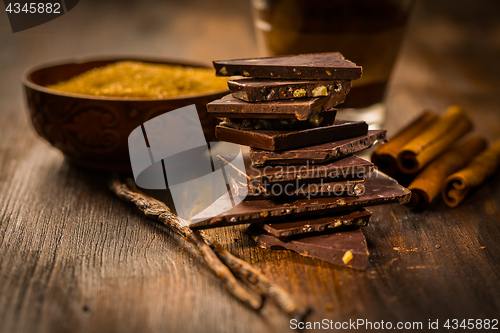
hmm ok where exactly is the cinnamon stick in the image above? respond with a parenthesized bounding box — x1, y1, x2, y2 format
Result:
(397, 106, 473, 174)
(371, 111, 439, 176)
(407, 136, 487, 209)
(442, 139, 500, 207)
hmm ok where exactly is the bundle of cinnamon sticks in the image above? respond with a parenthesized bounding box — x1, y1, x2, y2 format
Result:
(372, 106, 500, 209)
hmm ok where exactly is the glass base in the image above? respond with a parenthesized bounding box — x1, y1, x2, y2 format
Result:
(336, 103, 386, 130)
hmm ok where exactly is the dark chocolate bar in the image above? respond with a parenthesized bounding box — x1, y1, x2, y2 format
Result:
(207, 94, 333, 121)
(219, 111, 337, 131)
(190, 170, 411, 228)
(230, 178, 365, 197)
(228, 78, 351, 102)
(219, 153, 368, 197)
(215, 119, 368, 151)
(213, 52, 362, 80)
(249, 226, 368, 269)
(259, 209, 372, 239)
(218, 153, 372, 184)
(250, 130, 387, 166)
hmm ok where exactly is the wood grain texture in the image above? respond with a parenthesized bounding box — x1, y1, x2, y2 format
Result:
(1, 0, 500, 332)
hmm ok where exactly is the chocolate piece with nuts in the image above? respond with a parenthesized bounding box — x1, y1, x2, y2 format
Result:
(215, 119, 368, 151)
(248, 225, 369, 269)
(218, 111, 337, 131)
(207, 93, 334, 121)
(217, 153, 372, 198)
(220, 153, 372, 182)
(250, 130, 387, 166)
(259, 209, 372, 239)
(213, 52, 362, 80)
(231, 179, 365, 198)
(190, 171, 411, 229)
(228, 78, 351, 102)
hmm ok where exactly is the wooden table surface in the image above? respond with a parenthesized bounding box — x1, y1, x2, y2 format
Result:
(1, 1, 500, 332)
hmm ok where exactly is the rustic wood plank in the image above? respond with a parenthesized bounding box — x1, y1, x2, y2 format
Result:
(1, 0, 500, 332)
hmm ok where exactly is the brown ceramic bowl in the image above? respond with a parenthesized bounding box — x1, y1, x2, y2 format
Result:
(23, 56, 228, 171)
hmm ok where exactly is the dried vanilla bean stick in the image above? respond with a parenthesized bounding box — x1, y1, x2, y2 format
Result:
(108, 177, 262, 311)
(203, 236, 310, 320)
(109, 176, 308, 319)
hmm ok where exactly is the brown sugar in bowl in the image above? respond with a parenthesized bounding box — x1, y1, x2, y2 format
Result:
(22, 56, 228, 172)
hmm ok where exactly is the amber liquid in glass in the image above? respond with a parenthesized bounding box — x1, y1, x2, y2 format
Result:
(252, 0, 413, 109)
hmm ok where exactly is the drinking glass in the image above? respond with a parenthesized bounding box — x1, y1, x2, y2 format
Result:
(251, 0, 415, 128)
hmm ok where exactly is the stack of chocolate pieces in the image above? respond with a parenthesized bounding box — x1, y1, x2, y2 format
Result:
(191, 53, 410, 270)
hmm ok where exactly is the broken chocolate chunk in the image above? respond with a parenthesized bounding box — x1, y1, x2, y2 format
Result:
(207, 94, 333, 121)
(228, 78, 351, 102)
(190, 171, 411, 228)
(259, 209, 372, 239)
(249, 225, 369, 269)
(249, 130, 387, 166)
(213, 52, 362, 80)
(215, 119, 368, 151)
